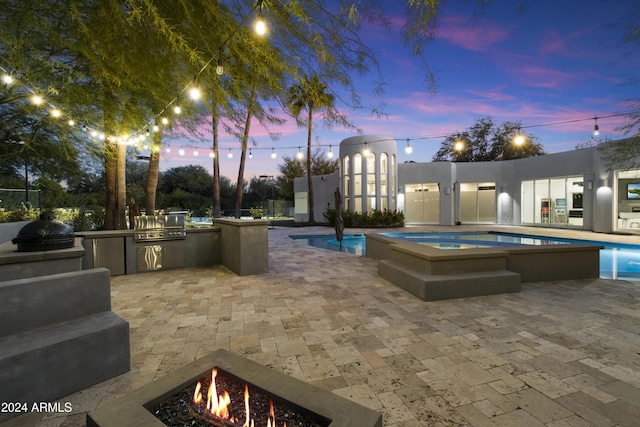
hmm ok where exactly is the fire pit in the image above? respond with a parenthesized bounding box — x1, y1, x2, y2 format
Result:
(87, 349, 381, 427)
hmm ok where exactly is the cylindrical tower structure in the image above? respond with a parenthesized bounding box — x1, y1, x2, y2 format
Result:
(339, 135, 397, 214)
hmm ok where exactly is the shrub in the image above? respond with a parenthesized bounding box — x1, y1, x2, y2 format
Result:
(323, 208, 404, 228)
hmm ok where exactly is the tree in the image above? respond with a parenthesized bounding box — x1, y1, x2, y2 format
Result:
(277, 147, 339, 199)
(432, 117, 545, 162)
(287, 75, 340, 224)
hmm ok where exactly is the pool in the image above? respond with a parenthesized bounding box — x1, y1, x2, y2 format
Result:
(290, 231, 640, 281)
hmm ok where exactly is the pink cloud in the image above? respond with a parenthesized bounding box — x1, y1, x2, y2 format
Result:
(509, 64, 578, 89)
(437, 15, 510, 52)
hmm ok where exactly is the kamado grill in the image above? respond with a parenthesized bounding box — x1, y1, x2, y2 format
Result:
(133, 214, 186, 272)
(12, 212, 75, 252)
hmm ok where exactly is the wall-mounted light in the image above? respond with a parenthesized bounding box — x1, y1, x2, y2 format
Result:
(362, 142, 370, 156)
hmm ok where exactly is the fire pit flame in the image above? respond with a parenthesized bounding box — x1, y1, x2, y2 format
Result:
(193, 368, 287, 427)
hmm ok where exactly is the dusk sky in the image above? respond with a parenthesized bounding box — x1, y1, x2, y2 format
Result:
(159, 0, 640, 180)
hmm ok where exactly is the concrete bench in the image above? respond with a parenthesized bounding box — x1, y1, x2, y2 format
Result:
(377, 241, 520, 301)
(0, 268, 130, 422)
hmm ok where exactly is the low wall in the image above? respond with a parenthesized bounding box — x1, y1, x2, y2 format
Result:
(0, 268, 130, 422)
(0, 238, 85, 282)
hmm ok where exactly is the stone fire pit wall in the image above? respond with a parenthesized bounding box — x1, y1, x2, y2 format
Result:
(87, 348, 382, 427)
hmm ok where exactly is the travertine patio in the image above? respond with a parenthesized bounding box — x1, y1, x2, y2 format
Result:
(2, 225, 640, 426)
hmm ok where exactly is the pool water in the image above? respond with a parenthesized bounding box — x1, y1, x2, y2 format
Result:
(290, 231, 640, 281)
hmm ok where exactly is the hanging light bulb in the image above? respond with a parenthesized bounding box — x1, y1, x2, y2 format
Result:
(254, 0, 267, 35)
(249, 149, 253, 159)
(68, 119, 75, 126)
(453, 140, 465, 152)
(216, 57, 224, 76)
(193, 148, 199, 156)
(362, 142, 370, 156)
(327, 145, 334, 158)
(296, 147, 304, 160)
(189, 77, 200, 101)
(179, 148, 185, 156)
(2, 74, 13, 85)
(593, 117, 600, 136)
(161, 117, 169, 125)
(405, 140, 413, 154)
(209, 150, 215, 158)
(255, 14, 267, 35)
(228, 149, 233, 158)
(31, 94, 44, 105)
(271, 147, 277, 159)
(165, 147, 171, 153)
(153, 124, 160, 132)
(513, 134, 526, 145)
(50, 108, 61, 118)
(174, 104, 181, 114)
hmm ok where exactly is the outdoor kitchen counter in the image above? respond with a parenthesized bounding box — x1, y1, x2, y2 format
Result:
(78, 226, 222, 276)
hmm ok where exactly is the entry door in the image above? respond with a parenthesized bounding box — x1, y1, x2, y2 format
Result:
(405, 183, 440, 223)
(460, 182, 496, 223)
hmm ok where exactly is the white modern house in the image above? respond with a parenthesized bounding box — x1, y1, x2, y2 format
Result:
(293, 135, 640, 234)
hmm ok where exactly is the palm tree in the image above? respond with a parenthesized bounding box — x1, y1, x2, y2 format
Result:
(287, 75, 335, 225)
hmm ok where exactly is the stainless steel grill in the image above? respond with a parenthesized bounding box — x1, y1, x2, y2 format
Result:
(133, 215, 186, 272)
(133, 215, 186, 242)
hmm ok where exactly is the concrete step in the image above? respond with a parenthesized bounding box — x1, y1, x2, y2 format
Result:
(0, 311, 130, 422)
(379, 259, 520, 301)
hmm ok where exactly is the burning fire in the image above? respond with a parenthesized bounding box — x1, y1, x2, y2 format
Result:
(193, 368, 286, 427)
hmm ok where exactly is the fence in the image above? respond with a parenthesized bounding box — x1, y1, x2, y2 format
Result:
(0, 189, 41, 211)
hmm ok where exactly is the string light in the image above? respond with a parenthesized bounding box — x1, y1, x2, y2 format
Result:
(179, 148, 185, 156)
(1, 62, 637, 165)
(228, 149, 233, 159)
(216, 56, 224, 76)
(249, 149, 253, 159)
(513, 134, 526, 145)
(193, 148, 199, 156)
(405, 140, 413, 154)
(271, 147, 277, 159)
(453, 140, 465, 152)
(31, 94, 43, 105)
(209, 150, 215, 158)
